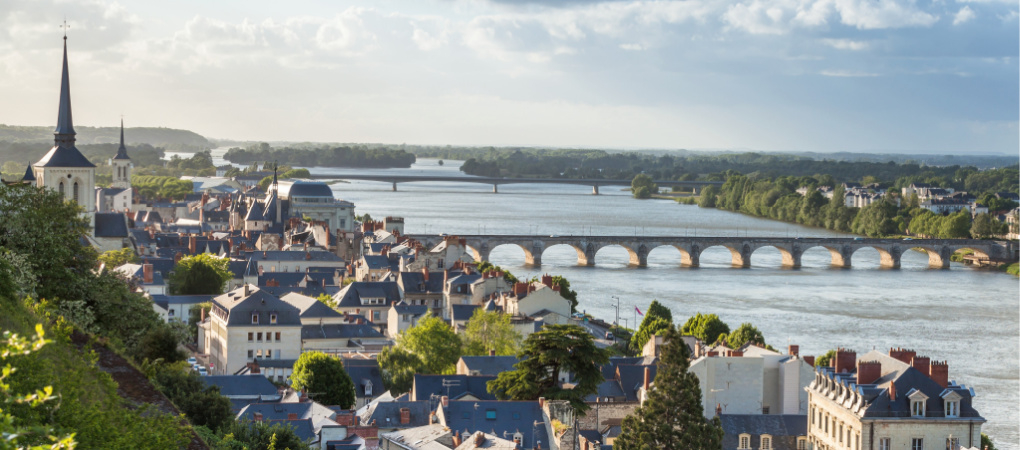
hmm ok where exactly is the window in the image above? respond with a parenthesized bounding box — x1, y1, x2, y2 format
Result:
(912, 438, 923, 450)
(762, 406, 770, 415)
(911, 400, 926, 417)
(251, 313, 259, 324)
(72, 182, 79, 203)
(247, 350, 254, 359)
(946, 438, 959, 450)
(945, 400, 959, 417)
(760, 435, 772, 450)
(373, 311, 381, 321)
(275, 332, 280, 341)
(797, 438, 807, 450)
(248, 332, 254, 342)
(838, 424, 843, 443)
(879, 438, 891, 450)
(266, 349, 272, 358)
(168, 309, 175, 317)
(270, 313, 277, 324)
(257, 332, 263, 341)
(58, 181, 65, 196)
(485, 410, 496, 420)
(737, 434, 750, 450)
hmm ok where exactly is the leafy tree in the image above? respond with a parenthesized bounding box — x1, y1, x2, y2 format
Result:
(154, 364, 233, 431)
(462, 309, 522, 357)
(970, 213, 1002, 239)
(816, 349, 836, 368)
(726, 323, 766, 349)
(315, 293, 336, 308)
(698, 185, 719, 207)
(551, 275, 578, 313)
(98, 247, 139, 268)
(136, 325, 187, 364)
(201, 420, 311, 450)
(487, 324, 609, 412)
(290, 352, 355, 408)
(168, 253, 233, 295)
(981, 433, 998, 450)
(641, 300, 673, 326)
(680, 313, 730, 344)
(614, 326, 724, 450)
(281, 168, 310, 178)
(631, 174, 658, 199)
(629, 316, 673, 353)
(379, 313, 461, 394)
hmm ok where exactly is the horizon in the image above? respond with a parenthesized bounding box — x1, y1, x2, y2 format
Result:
(0, 1, 1016, 154)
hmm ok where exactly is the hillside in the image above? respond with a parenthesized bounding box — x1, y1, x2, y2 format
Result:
(0, 124, 211, 150)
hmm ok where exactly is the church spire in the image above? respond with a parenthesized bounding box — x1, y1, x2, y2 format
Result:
(113, 118, 130, 160)
(54, 34, 75, 147)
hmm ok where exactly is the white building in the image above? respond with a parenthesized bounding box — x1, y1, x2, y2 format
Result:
(688, 344, 814, 419)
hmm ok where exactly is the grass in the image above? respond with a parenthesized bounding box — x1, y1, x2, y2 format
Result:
(1005, 262, 1019, 277)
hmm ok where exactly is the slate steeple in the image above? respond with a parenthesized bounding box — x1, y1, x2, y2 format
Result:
(114, 118, 130, 160)
(54, 35, 75, 148)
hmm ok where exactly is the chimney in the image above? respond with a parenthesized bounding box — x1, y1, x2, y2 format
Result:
(247, 360, 261, 374)
(475, 432, 485, 448)
(299, 389, 308, 402)
(142, 263, 153, 284)
(422, 268, 429, 282)
(287, 413, 298, 420)
(889, 347, 916, 364)
(258, 265, 265, 276)
(856, 361, 882, 385)
(538, 397, 545, 408)
(400, 407, 410, 424)
(715, 403, 722, 417)
(788, 345, 799, 356)
(834, 348, 856, 374)
(541, 274, 553, 288)
(707, 351, 718, 357)
(200, 307, 206, 322)
(489, 349, 496, 357)
(189, 235, 197, 255)
(441, 396, 449, 407)
(643, 367, 650, 391)
(888, 382, 896, 401)
(254, 412, 263, 423)
(175, 252, 184, 264)
(730, 350, 743, 357)
(803, 356, 815, 367)
(243, 284, 251, 297)
(305, 251, 312, 261)
(453, 434, 462, 447)
(910, 356, 931, 375)
(929, 361, 949, 388)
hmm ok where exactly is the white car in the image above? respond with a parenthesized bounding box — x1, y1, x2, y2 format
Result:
(198, 368, 208, 376)
(187, 357, 197, 365)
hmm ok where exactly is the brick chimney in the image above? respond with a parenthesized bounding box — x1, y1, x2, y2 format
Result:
(189, 235, 197, 255)
(422, 268, 429, 282)
(856, 361, 882, 385)
(834, 348, 856, 374)
(910, 356, 931, 375)
(247, 360, 261, 374)
(803, 356, 815, 366)
(299, 389, 308, 402)
(441, 396, 449, 407)
(541, 274, 553, 288)
(453, 434, 462, 447)
(730, 350, 743, 357)
(489, 349, 496, 357)
(287, 413, 298, 420)
(538, 397, 545, 408)
(254, 412, 263, 423)
(929, 361, 949, 388)
(715, 403, 722, 417)
(889, 347, 916, 364)
(643, 367, 650, 391)
(788, 345, 799, 356)
(400, 407, 410, 424)
(888, 382, 896, 401)
(475, 432, 485, 448)
(142, 263, 153, 284)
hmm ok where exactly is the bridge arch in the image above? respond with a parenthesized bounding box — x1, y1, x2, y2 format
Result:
(700, 244, 752, 268)
(749, 244, 801, 268)
(541, 242, 590, 267)
(590, 243, 644, 267)
(799, 244, 853, 268)
(489, 242, 540, 266)
(849, 245, 902, 269)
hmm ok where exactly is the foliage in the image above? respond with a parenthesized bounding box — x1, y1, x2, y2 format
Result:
(726, 323, 766, 349)
(0, 185, 95, 303)
(1, 324, 77, 450)
(815, 349, 837, 368)
(970, 213, 1007, 239)
(153, 363, 233, 432)
(461, 309, 522, 357)
(642, 300, 673, 326)
(680, 313, 730, 344)
(198, 420, 311, 450)
(631, 174, 658, 199)
(551, 275, 578, 313)
(290, 352, 356, 408)
(630, 317, 673, 354)
(224, 143, 416, 169)
(981, 433, 998, 450)
(906, 209, 971, 239)
(614, 326, 724, 450)
(131, 175, 194, 200)
(98, 247, 139, 268)
(168, 253, 233, 295)
(315, 293, 336, 308)
(379, 313, 461, 394)
(136, 325, 187, 364)
(474, 261, 519, 284)
(487, 324, 609, 413)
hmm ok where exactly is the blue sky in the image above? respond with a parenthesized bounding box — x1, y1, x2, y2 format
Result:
(0, 0, 1016, 153)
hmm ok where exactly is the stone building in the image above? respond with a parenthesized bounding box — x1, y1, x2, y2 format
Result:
(806, 348, 983, 450)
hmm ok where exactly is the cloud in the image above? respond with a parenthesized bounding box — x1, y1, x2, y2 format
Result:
(820, 69, 880, 76)
(952, 5, 976, 24)
(822, 38, 869, 50)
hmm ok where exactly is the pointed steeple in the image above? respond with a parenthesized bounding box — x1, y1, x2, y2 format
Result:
(54, 36, 75, 146)
(113, 118, 130, 160)
(22, 165, 36, 182)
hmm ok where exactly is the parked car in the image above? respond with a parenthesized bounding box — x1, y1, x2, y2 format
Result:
(605, 332, 614, 340)
(198, 368, 208, 376)
(187, 357, 197, 365)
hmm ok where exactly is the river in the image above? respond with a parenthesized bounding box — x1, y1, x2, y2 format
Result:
(203, 150, 1019, 448)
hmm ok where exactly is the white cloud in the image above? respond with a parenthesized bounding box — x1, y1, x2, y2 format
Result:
(619, 43, 645, 50)
(820, 69, 880, 76)
(952, 5, 975, 24)
(822, 38, 869, 50)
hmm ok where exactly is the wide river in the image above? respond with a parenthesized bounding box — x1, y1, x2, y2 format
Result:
(204, 151, 1019, 448)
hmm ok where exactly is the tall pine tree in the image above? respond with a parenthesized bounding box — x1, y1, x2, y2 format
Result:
(614, 326, 724, 450)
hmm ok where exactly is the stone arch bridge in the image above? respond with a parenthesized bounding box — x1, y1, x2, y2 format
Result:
(407, 235, 1016, 269)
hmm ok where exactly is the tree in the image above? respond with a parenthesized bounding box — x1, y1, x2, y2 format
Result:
(726, 323, 766, 349)
(136, 325, 187, 364)
(939, 209, 972, 239)
(168, 254, 233, 295)
(632, 174, 658, 199)
(462, 309, 522, 357)
(377, 346, 425, 395)
(551, 275, 578, 313)
(315, 293, 336, 308)
(98, 247, 139, 268)
(981, 433, 998, 450)
(378, 313, 461, 394)
(680, 313, 730, 344)
(487, 324, 609, 412)
(154, 364, 234, 432)
(290, 352, 355, 408)
(202, 419, 311, 450)
(629, 316, 672, 353)
(698, 185, 719, 207)
(614, 326, 724, 450)
(816, 349, 836, 368)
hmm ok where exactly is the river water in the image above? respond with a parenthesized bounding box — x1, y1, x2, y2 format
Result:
(205, 151, 1019, 448)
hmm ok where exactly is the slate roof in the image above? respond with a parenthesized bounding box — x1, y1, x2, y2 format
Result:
(35, 144, 95, 168)
(264, 419, 316, 443)
(411, 374, 496, 402)
(343, 359, 386, 400)
(719, 415, 807, 450)
(237, 401, 337, 423)
(300, 323, 385, 340)
(364, 401, 431, 429)
(334, 282, 402, 309)
(22, 165, 35, 181)
(451, 304, 481, 322)
(211, 286, 303, 327)
(280, 292, 345, 319)
(458, 356, 520, 376)
(380, 424, 452, 450)
(202, 375, 279, 397)
(279, 180, 334, 199)
(392, 301, 429, 317)
(361, 255, 391, 270)
(397, 271, 447, 295)
(258, 284, 339, 299)
(149, 294, 216, 306)
(250, 251, 345, 263)
(94, 213, 129, 237)
(442, 401, 548, 450)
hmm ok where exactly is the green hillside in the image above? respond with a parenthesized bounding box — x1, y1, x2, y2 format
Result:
(0, 124, 211, 150)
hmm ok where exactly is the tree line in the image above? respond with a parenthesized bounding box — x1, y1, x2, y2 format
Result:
(224, 142, 416, 169)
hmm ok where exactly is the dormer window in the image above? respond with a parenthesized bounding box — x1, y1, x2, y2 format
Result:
(760, 435, 772, 450)
(911, 399, 926, 417)
(942, 390, 962, 418)
(251, 313, 259, 324)
(737, 434, 750, 449)
(270, 313, 277, 324)
(364, 380, 373, 396)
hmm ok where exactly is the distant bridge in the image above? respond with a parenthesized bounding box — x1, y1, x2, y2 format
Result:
(309, 174, 722, 194)
(406, 235, 1016, 269)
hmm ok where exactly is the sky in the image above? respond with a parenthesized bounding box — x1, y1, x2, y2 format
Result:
(0, 0, 1016, 153)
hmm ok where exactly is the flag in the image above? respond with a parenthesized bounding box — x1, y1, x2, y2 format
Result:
(635, 306, 643, 316)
